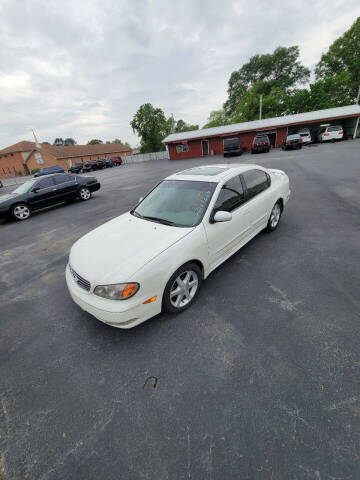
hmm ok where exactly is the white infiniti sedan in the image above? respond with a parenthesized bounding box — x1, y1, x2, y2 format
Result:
(66, 164, 290, 328)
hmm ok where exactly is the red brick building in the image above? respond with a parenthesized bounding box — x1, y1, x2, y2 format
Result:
(163, 105, 360, 160)
(0, 142, 132, 178)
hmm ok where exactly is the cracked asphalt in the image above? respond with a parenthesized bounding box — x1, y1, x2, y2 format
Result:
(1, 140, 360, 479)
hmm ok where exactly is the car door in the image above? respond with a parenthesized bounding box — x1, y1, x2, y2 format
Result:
(53, 174, 78, 202)
(241, 169, 272, 234)
(204, 175, 252, 270)
(27, 176, 57, 210)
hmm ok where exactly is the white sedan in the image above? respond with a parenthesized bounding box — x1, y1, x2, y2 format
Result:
(66, 164, 290, 328)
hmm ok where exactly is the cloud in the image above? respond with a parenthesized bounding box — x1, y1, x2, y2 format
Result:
(0, 0, 359, 148)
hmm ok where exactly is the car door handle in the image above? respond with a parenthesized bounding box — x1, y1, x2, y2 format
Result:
(52, 188, 57, 191)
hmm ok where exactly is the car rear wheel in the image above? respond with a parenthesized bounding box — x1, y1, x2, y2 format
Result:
(11, 203, 31, 221)
(266, 201, 282, 232)
(162, 262, 202, 314)
(78, 187, 92, 201)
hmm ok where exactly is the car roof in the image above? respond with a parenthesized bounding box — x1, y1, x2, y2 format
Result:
(166, 164, 267, 183)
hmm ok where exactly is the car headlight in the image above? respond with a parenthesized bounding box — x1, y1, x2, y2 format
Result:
(93, 283, 139, 300)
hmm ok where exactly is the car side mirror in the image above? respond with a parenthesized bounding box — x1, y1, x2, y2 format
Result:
(213, 211, 232, 222)
(32, 187, 40, 193)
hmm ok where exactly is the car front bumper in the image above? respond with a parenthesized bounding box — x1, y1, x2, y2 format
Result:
(65, 265, 161, 328)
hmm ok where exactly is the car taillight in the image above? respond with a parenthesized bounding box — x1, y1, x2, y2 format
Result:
(286, 141, 290, 144)
(338, 131, 343, 134)
(324, 133, 329, 136)
(94, 178, 98, 182)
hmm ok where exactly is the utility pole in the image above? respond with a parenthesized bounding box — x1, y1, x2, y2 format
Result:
(259, 95, 263, 120)
(353, 86, 360, 139)
(171, 113, 175, 133)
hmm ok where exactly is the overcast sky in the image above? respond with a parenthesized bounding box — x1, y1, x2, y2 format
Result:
(0, 0, 359, 149)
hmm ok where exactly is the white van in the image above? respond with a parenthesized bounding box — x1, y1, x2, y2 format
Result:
(297, 128, 312, 144)
(317, 125, 343, 142)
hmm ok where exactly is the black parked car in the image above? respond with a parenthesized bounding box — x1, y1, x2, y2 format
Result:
(282, 134, 302, 150)
(68, 162, 84, 174)
(83, 160, 99, 172)
(223, 137, 243, 157)
(0, 173, 100, 221)
(251, 135, 270, 153)
(34, 165, 64, 177)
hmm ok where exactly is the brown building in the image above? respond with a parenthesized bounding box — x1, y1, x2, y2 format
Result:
(0, 141, 132, 178)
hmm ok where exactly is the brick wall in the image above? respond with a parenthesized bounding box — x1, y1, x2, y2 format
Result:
(0, 152, 27, 177)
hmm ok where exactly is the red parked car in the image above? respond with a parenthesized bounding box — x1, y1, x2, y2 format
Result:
(251, 135, 271, 154)
(111, 156, 123, 166)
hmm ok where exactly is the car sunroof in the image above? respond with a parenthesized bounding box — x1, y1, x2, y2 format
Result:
(178, 167, 229, 176)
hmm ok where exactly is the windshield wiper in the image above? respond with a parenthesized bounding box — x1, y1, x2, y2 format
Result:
(141, 215, 177, 226)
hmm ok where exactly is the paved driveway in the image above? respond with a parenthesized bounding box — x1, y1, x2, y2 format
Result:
(1, 141, 360, 479)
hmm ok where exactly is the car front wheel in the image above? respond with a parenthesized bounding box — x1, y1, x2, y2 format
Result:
(78, 187, 92, 201)
(162, 262, 202, 314)
(11, 203, 31, 221)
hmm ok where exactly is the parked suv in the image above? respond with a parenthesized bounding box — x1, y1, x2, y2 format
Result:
(68, 163, 84, 174)
(34, 165, 64, 177)
(251, 135, 270, 154)
(317, 125, 343, 142)
(111, 156, 123, 166)
(282, 134, 302, 150)
(297, 128, 312, 144)
(223, 137, 243, 157)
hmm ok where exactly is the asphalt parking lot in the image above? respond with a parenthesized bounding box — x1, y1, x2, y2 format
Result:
(1, 140, 360, 479)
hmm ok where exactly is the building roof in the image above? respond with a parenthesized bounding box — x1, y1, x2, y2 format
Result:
(167, 163, 263, 183)
(163, 104, 360, 143)
(0, 142, 132, 158)
(0, 141, 36, 154)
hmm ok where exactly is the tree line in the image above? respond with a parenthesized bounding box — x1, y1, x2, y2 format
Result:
(131, 16, 360, 151)
(48, 138, 131, 148)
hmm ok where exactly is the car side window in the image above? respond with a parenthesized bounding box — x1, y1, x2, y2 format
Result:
(242, 170, 269, 199)
(53, 174, 73, 185)
(36, 177, 55, 189)
(214, 176, 245, 213)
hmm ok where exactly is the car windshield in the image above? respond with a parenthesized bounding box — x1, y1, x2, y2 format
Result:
(287, 134, 300, 140)
(255, 136, 268, 143)
(132, 180, 217, 227)
(13, 179, 37, 195)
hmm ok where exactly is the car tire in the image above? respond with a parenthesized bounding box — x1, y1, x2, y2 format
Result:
(162, 262, 203, 314)
(78, 187, 92, 201)
(11, 203, 31, 221)
(266, 201, 282, 232)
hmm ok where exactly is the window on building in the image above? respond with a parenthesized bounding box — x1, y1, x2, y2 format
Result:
(242, 170, 269, 199)
(176, 144, 189, 153)
(214, 175, 245, 212)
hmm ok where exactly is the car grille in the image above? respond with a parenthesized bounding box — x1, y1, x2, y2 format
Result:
(69, 265, 91, 292)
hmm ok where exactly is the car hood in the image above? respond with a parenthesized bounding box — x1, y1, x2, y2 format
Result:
(69, 212, 194, 285)
(0, 193, 17, 204)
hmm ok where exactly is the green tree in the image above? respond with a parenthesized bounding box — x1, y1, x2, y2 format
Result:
(53, 138, 64, 146)
(130, 103, 170, 153)
(203, 110, 230, 128)
(231, 86, 288, 122)
(87, 139, 103, 144)
(224, 46, 310, 116)
(315, 17, 360, 98)
(175, 119, 199, 132)
(64, 138, 76, 146)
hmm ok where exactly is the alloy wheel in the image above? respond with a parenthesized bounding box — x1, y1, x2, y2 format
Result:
(13, 205, 30, 220)
(80, 188, 91, 200)
(270, 203, 281, 228)
(170, 270, 199, 308)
